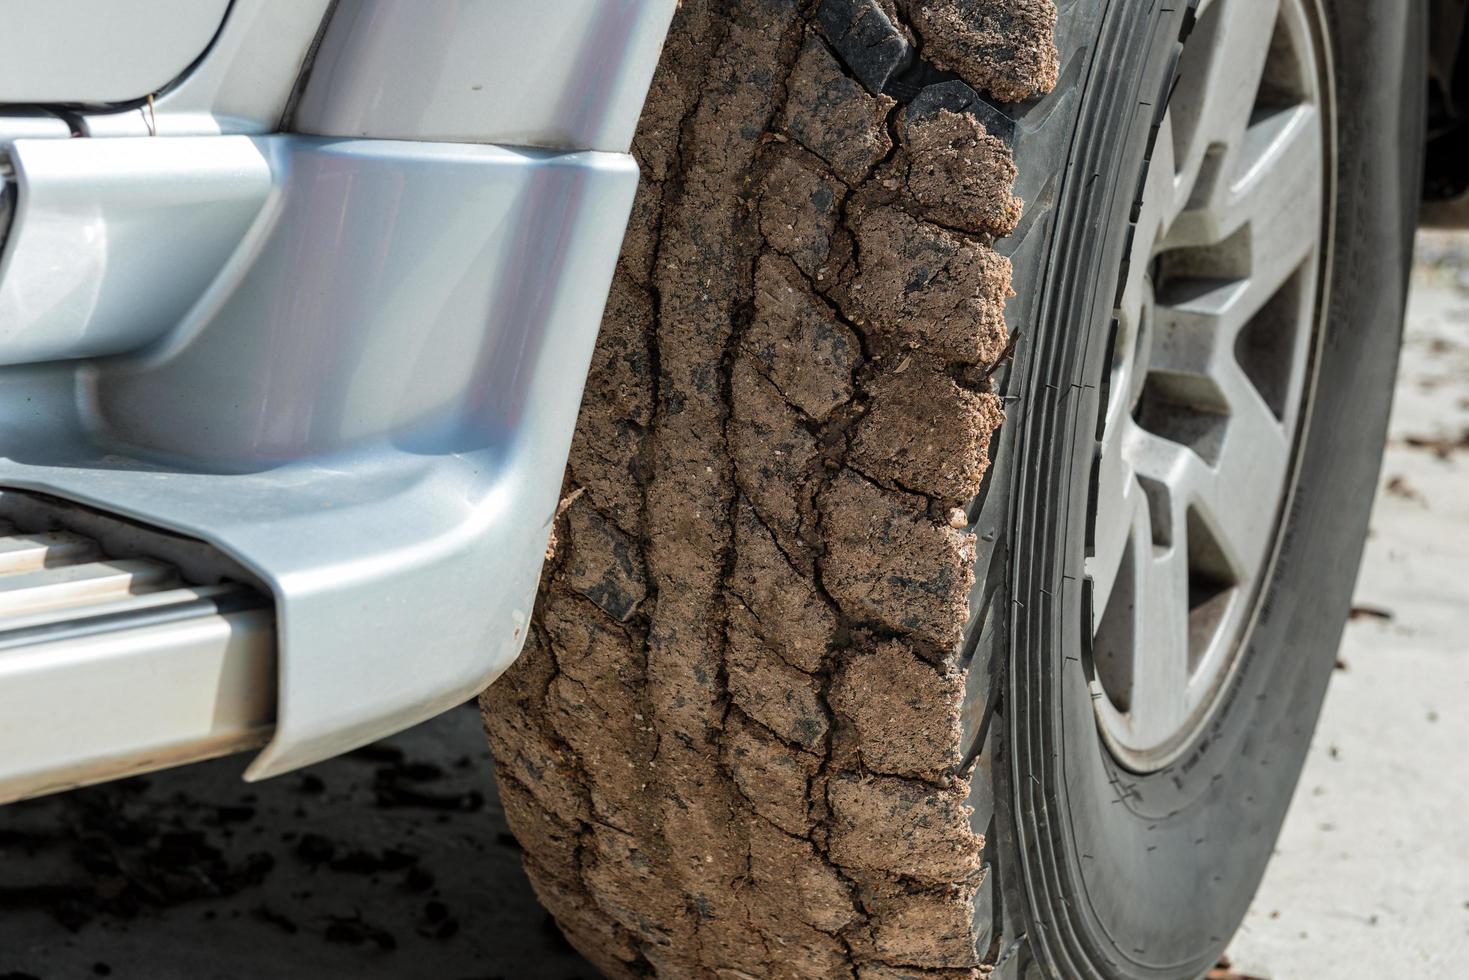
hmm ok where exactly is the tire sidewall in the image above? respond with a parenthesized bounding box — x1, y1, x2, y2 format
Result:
(998, 2, 1424, 977)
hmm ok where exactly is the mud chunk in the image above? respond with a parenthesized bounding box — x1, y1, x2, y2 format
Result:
(730, 357, 821, 554)
(542, 588, 641, 694)
(566, 420, 643, 540)
(749, 819, 859, 934)
(481, 635, 589, 825)
(482, 696, 589, 825)
(781, 38, 896, 184)
(898, 107, 1021, 237)
(494, 774, 581, 891)
(862, 880, 981, 969)
(908, 78, 1017, 145)
(759, 155, 845, 280)
(567, 277, 655, 531)
(849, 364, 1004, 504)
(856, 964, 982, 979)
(727, 606, 829, 750)
(901, 0, 1061, 104)
(819, 470, 975, 652)
(541, 596, 648, 831)
(585, 277, 654, 426)
(618, 176, 664, 286)
(831, 640, 964, 776)
(746, 254, 861, 419)
(582, 824, 682, 950)
(828, 774, 983, 882)
(845, 207, 1012, 365)
(680, 4, 809, 181)
(644, 612, 725, 745)
(523, 865, 640, 977)
(650, 740, 753, 970)
(726, 712, 819, 835)
(562, 500, 647, 622)
(729, 503, 837, 674)
(631, 0, 720, 183)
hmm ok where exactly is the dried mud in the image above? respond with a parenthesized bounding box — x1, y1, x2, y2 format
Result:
(482, 1, 1056, 976)
(900, 1, 1060, 104)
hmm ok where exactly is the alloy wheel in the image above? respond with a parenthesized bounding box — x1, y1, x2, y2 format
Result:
(1086, 0, 1335, 771)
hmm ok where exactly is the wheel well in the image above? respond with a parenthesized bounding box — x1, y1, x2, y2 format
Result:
(1426, 0, 1469, 204)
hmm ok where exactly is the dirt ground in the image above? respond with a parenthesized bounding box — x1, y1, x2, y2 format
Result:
(0, 700, 591, 980)
(0, 235, 1465, 979)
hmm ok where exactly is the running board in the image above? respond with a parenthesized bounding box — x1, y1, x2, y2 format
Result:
(0, 512, 276, 805)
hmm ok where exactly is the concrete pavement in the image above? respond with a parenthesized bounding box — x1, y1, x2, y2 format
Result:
(1226, 235, 1469, 978)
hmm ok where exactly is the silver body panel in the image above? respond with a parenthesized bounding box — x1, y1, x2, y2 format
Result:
(0, 492, 276, 805)
(75, 0, 336, 138)
(1, 137, 637, 780)
(0, 0, 231, 104)
(0, 606, 274, 802)
(0, 137, 273, 365)
(295, 0, 676, 152)
(0, 1, 674, 785)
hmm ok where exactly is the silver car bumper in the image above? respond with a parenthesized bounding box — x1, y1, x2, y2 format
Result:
(0, 0, 674, 795)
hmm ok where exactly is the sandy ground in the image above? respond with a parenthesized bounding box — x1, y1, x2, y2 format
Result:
(0, 238, 1464, 980)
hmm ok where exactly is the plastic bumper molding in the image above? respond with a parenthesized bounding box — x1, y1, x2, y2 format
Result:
(0, 134, 639, 779)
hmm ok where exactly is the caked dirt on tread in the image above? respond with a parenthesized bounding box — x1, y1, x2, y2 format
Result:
(482, 1, 1057, 976)
(900, 0, 1060, 104)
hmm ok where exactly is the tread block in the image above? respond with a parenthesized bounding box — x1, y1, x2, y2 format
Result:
(816, 0, 915, 95)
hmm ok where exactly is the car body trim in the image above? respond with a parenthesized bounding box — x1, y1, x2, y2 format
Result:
(292, 0, 678, 152)
(0, 136, 638, 780)
(0, 136, 273, 366)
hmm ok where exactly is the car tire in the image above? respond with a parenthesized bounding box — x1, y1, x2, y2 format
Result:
(481, 1, 1424, 977)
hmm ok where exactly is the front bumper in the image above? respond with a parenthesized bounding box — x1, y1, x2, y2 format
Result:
(0, 135, 637, 780)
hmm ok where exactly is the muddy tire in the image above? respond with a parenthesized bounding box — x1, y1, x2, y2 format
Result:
(482, 1, 1423, 977)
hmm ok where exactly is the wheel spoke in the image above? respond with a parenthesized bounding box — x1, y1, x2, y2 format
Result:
(1127, 521, 1192, 746)
(1130, 363, 1290, 593)
(1086, 423, 1145, 631)
(1169, 0, 1285, 224)
(1201, 360, 1292, 582)
(1129, 426, 1209, 519)
(1167, 103, 1323, 258)
(1150, 278, 1252, 379)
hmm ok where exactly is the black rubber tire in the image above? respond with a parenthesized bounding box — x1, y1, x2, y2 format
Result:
(482, 1, 1424, 976)
(976, 1, 1426, 978)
